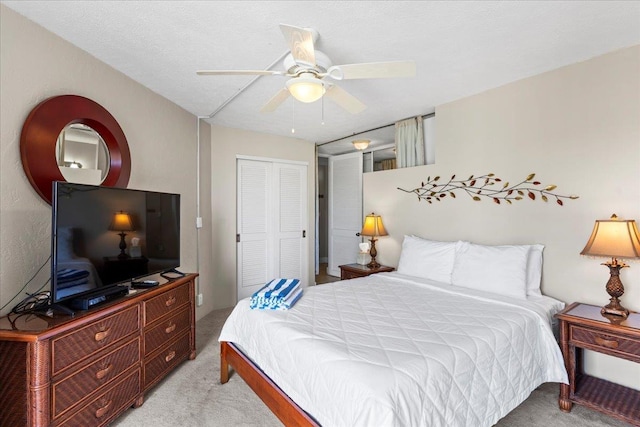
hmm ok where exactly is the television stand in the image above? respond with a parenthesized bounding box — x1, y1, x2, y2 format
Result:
(0, 273, 197, 427)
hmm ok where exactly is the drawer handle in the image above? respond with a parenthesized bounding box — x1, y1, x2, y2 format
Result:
(165, 350, 176, 363)
(165, 322, 176, 334)
(95, 400, 112, 418)
(95, 364, 113, 380)
(94, 328, 111, 342)
(165, 296, 176, 307)
(594, 335, 619, 349)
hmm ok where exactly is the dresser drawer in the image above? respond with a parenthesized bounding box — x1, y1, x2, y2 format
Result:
(144, 307, 191, 356)
(57, 369, 140, 427)
(570, 325, 640, 362)
(53, 337, 140, 419)
(52, 305, 140, 375)
(143, 332, 191, 390)
(144, 283, 191, 325)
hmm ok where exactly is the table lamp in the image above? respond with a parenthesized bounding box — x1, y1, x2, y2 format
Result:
(109, 211, 134, 259)
(580, 214, 640, 318)
(360, 213, 388, 269)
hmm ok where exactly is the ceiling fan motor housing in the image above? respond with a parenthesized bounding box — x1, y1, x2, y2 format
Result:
(284, 50, 332, 75)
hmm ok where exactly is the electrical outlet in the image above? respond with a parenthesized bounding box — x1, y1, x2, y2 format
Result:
(197, 293, 203, 306)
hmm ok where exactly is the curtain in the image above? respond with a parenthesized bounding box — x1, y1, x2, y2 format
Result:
(380, 159, 396, 170)
(395, 116, 424, 168)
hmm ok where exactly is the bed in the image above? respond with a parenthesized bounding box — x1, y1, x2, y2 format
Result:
(219, 237, 569, 427)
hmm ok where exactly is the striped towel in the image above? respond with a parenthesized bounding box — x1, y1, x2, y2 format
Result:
(250, 278, 302, 310)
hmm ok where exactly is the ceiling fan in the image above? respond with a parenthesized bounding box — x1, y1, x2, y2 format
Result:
(197, 24, 416, 114)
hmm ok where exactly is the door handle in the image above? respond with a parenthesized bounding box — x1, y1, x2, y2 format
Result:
(356, 232, 361, 236)
(302, 230, 306, 238)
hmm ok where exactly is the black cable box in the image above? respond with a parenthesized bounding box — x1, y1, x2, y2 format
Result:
(66, 285, 129, 310)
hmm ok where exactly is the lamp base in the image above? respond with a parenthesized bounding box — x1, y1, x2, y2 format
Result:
(366, 237, 380, 269)
(600, 262, 629, 319)
(601, 297, 629, 319)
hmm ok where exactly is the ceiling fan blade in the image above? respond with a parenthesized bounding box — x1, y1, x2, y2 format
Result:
(327, 60, 416, 80)
(197, 70, 285, 76)
(324, 85, 366, 114)
(260, 88, 291, 113)
(279, 24, 316, 68)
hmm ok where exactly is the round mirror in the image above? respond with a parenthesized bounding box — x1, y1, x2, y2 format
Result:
(55, 123, 111, 185)
(20, 95, 131, 204)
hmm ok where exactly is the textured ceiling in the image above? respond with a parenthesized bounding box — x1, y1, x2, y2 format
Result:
(3, 1, 640, 154)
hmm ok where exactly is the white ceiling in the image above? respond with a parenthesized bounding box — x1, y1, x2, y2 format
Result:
(3, 1, 640, 154)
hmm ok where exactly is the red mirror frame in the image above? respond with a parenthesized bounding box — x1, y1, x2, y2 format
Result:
(20, 95, 131, 204)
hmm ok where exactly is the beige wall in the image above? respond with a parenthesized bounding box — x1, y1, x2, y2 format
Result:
(209, 125, 316, 309)
(0, 6, 213, 320)
(364, 45, 640, 389)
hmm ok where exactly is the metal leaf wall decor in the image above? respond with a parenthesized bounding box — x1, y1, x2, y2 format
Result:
(398, 173, 579, 205)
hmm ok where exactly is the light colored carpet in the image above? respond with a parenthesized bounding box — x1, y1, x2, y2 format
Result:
(112, 308, 631, 427)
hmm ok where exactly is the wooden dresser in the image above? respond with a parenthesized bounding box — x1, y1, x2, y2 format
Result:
(0, 273, 197, 427)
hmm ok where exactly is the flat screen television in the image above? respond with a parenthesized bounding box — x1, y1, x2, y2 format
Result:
(51, 181, 181, 309)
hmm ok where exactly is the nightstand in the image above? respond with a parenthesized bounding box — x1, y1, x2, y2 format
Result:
(339, 263, 394, 280)
(555, 302, 640, 425)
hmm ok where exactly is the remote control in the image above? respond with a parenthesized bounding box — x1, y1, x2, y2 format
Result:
(131, 280, 160, 288)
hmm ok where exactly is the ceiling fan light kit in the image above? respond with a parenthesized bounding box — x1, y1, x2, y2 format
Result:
(352, 139, 371, 150)
(286, 73, 326, 103)
(197, 23, 416, 116)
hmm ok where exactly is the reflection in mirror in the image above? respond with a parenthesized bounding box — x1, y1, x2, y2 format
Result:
(56, 124, 110, 185)
(317, 114, 435, 173)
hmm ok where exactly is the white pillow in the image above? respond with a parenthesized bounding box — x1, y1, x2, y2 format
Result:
(396, 235, 460, 284)
(451, 242, 529, 299)
(526, 244, 544, 296)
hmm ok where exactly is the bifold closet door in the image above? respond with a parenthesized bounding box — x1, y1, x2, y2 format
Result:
(237, 158, 308, 301)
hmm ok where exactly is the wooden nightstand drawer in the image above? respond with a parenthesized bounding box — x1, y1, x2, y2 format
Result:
(144, 283, 191, 325)
(53, 337, 140, 418)
(52, 305, 140, 375)
(570, 325, 640, 362)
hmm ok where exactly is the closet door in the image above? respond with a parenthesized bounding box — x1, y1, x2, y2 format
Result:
(274, 163, 308, 287)
(237, 159, 273, 300)
(237, 158, 308, 301)
(328, 152, 363, 277)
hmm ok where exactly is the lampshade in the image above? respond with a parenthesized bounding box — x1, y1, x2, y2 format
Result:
(360, 213, 388, 237)
(286, 73, 325, 103)
(580, 214, 640, 260)
(352, 139, 370, 150)
(109, 211, 134, 232)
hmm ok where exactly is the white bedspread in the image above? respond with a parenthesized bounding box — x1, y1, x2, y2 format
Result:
(219, 272, 568, 427)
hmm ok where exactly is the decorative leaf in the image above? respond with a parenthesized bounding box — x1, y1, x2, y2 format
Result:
(528, 191, 535, 200)
(517, 190, 524, 196)
(557, 199, 564, 206)
(470, 180, 476, 186)
(533, 181, 541, 185)
(526, 173, 536, 181)
(488, 173, 495, 177)
(541, 195, 548, 202)
(506, 199, 512, 205)
(493, 198, 500, 204)
(451, 174, 456, 180)
(434, 176, 440, 181)
(440, 193, 447, 198)
(515, 196, 523, 200)
(545, 185, 557, 191)
(472, 196, 481, 201)
(449, 192, 456, 198)
(468, 175, 474, 180)
(507, 190, 513, 195)
(570, 195, 579, 199)
(494, 178, 502, 182)
(503, 182, 509, 188)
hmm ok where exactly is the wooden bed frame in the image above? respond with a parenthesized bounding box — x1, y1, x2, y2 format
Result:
(220, 341, 320, 427)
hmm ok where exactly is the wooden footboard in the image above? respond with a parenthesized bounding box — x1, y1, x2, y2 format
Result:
(220, 341, 320, 427)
